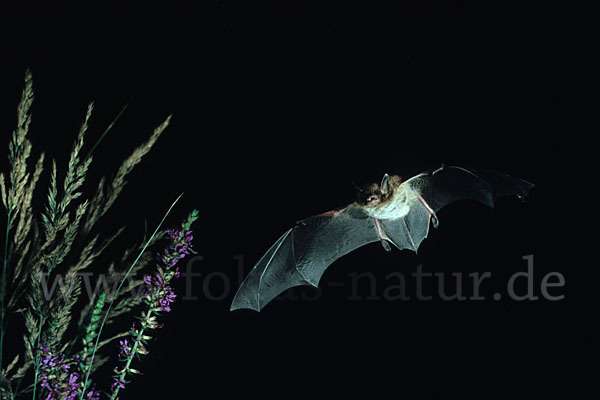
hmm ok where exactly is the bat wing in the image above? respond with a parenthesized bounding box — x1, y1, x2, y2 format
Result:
(380, 166, 534, 252)
(230, 205, 382, 311)
(407, 165, 535, 213)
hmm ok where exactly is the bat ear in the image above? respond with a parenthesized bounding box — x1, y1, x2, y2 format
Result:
(380, 173, 391, 194)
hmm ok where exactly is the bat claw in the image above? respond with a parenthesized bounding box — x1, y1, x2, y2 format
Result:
(431, 214, 439, 228)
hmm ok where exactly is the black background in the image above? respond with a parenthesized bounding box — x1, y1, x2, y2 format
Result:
(0, 1, 593, 399)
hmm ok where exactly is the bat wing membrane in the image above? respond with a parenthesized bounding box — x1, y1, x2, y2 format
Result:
(409, 165, 534, 212)
(230, 205, 381, 311)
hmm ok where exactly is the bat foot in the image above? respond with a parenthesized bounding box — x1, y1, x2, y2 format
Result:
(373, 218, 392, 251)
(417, 193, 439, 228)
(380, 239, 391, 252)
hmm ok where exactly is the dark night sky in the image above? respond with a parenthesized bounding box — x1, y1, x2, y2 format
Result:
(0, 1, 593, 398)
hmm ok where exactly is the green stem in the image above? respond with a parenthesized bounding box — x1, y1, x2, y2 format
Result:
(109, 309, 152, 400)
(84, 100, 131, 162)
(31, 267, 53, 400)
(78, 193, 183, 400)
(0, 210, 12, 370)
(31, 312, 43, 400)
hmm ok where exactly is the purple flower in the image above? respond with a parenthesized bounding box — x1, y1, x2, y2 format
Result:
(86, 384, 100, 400)
(142, 273, 177, 312)
(118, 339, 131, 360)
(37, 343, 97, 400)
(158, 285, 176, 312)
(111, 377, 126, 392)
(64, 372, 80, 400)
(143, 225, 196, 311)
(37, 344, 65, 399)
(157, 228, 195, 269)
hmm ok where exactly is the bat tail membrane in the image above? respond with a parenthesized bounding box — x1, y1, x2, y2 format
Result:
(230, 229, 311, 312)
(381, 198, 432, 253)
(418, 165, 534, 212)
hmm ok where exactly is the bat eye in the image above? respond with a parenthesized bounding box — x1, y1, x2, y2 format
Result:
(367, 194, 379, 203)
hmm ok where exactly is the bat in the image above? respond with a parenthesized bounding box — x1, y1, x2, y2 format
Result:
(230, 165, 534, 312)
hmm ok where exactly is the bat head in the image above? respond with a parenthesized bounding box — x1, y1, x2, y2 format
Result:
(354, 174, 402, 206)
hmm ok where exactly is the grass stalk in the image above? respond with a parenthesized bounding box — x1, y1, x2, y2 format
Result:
(30, 314, 43, 400)
(0, 210, 12, 370)
(84, 101, 131, 162)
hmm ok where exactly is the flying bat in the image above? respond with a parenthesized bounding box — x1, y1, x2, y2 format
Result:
(230, 165, 534, 312)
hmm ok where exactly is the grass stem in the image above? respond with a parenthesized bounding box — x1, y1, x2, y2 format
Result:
(0, 211, 12, 370)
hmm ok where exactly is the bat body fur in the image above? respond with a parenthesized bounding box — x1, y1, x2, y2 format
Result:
(360, 176, 417, 220)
